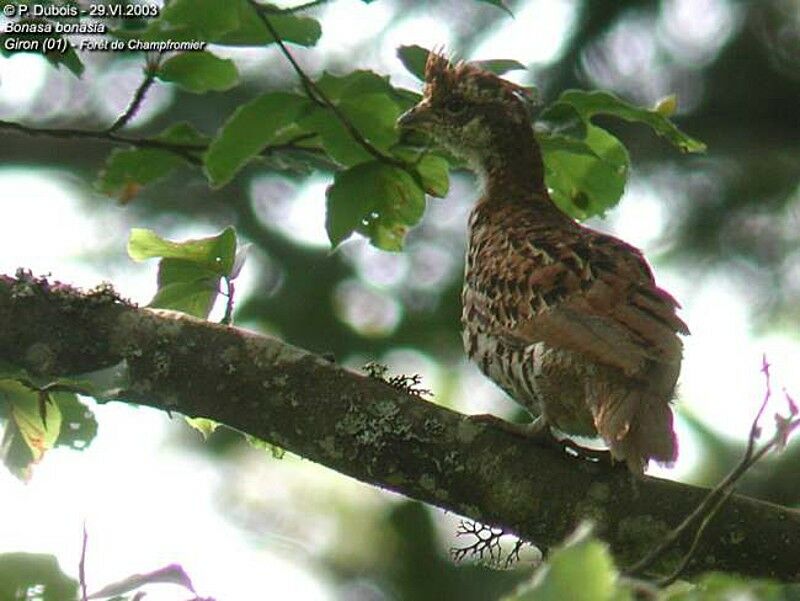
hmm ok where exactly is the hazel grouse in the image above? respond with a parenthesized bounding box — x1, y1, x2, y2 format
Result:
(397, 52, 690, 473)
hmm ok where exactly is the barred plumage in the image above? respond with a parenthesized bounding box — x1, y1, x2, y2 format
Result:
(398, 52, 689, 472)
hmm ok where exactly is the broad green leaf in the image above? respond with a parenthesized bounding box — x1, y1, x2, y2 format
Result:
(128, 227, 237, 276)
(158, 51, 239, 93)
(204, 92, 308, 186)
(97, 148, 182, 200)
(151, 259, 220, 318)
(397, 45, 429, 81)
(326, 161, 425, 251)
(504, 525, 627, 601)
(536, 102, 588, 139)
(315, 70, 397, 100)
(556, 89, 706, 153)
(0, 553, 78, 601)
(543, 124, 629, 219)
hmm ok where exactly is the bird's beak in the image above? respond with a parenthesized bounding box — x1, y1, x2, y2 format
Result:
(397, 104, 434, 131)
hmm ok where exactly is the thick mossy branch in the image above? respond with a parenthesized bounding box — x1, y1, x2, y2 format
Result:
(0, 273, 798, 582)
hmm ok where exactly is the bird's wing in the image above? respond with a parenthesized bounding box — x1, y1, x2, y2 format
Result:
(468, 228, 689, 376)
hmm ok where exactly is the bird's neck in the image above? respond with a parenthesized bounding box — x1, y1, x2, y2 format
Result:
(473, 126, 547, 201)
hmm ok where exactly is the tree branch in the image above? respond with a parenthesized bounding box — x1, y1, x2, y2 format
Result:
(0, 120, 327, 167)
(1, 272, 798, 582)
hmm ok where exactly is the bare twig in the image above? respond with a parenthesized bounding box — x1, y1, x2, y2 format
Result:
(79, 524, 88, 601)
(106, 57, 161, 133)
(625, 355, 800, 580)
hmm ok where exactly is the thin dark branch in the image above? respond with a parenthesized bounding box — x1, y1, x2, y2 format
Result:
(0, 120, 327, 167)
(247, 0, 408, 169)
(106, 61, 159, 133)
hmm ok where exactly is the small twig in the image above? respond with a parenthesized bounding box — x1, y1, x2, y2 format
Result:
(79, 524, 88, 601)
(221, 277, 234, 326)
(247, 0, 408, 170)
(106, 57, 161, 133)
(625, 355, 800, 579)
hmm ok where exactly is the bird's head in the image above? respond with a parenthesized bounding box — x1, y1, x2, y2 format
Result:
(397, 52, 534, 169)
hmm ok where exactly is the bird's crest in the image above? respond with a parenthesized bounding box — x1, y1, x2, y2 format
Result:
(423, 50, 531, 115)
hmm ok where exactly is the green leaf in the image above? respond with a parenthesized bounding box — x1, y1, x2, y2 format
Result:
(158, 51, 239, 93)
(204, 92, 308, 186)
(128, 228, 238, 318)
(397, 44, 429, 81)
(114, 0, 238, 42)
(96, 148, 183, 200)
(556, 89, 706, 153)
(543, 124, 629, 219)
(128, 227, 238, 276)
(151, 259, 221, 318)
(214, 1, 321, 47)
(504, 524, 628, 601)
(537, 133, 600, 159)
(0, 553, 78, 601)
(473, 58, 526, 75)
(326, 161, 425, 251)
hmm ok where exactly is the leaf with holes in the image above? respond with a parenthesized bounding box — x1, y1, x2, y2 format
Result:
(326, 161, 425, 251)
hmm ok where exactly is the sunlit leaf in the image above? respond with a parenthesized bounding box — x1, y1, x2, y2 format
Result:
(158, 51, 239, 93)
(214, 0, 322, 47)
(185, 417, 220, 440)
(128, 227, 238, 276)
(397, 44, 428, 81)
(204, 92, 308, 186)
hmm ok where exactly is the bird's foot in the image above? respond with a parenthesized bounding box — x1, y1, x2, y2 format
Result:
(467, 414, 621, 467)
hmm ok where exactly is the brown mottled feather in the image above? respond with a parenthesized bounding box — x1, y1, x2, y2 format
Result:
(399, 52, 688, 472)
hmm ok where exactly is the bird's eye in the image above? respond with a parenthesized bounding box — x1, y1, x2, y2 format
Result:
(444, 97, 467, 115)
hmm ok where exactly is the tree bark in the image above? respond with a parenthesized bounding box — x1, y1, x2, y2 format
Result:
(1, 272, 798, 582)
